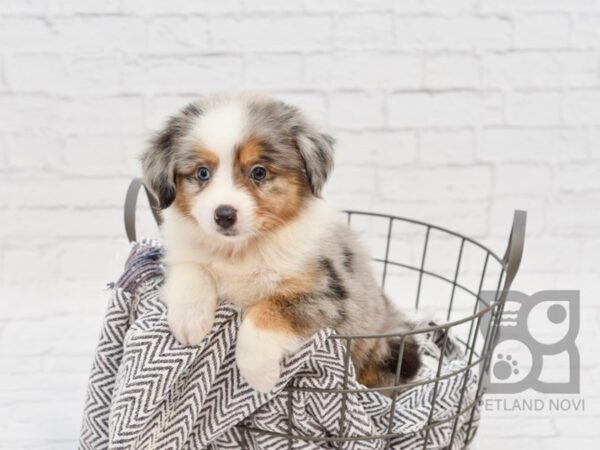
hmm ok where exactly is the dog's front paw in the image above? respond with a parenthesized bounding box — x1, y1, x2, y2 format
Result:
(236, 320, 304, 393)
(236, 323, 282, 392)
(167, 301, 215, 346)
(162, 264, 218, 346)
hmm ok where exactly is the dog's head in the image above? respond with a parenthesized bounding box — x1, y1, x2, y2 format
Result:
(141, 94, 334, 246)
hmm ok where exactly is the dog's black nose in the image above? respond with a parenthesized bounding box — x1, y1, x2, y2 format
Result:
(214, 205, 237, 229)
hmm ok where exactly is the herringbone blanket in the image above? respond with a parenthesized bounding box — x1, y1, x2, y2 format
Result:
(80, 241, 479, 450)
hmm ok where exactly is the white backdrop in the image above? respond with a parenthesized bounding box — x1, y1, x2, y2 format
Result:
(1, 1, 599, 448)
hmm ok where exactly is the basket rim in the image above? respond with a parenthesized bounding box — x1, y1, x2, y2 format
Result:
(343, 209, 504, 266)
(335, 209, 505, 340)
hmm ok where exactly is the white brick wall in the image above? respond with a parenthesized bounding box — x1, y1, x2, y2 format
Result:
(1, 1, 599, 448)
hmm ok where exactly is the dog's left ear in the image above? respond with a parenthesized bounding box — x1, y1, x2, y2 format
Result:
(294, 121, 335, 197)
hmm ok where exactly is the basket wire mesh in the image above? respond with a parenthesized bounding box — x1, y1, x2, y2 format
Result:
(233, 210, 526, 450)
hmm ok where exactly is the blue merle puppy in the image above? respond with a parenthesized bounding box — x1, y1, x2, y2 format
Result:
(141, 94, 421, 393)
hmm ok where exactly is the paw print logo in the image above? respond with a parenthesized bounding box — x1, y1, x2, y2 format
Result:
(493, 353, 519, 380)
(479, 290, 580, 394)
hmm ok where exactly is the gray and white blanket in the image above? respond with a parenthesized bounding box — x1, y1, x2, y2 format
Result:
(80, 241, 479, 450)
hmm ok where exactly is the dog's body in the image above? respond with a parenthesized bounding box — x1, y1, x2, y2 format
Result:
(142, 94, 420, 392)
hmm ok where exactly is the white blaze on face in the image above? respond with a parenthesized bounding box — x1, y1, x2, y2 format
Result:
(188, 99, 256, 239)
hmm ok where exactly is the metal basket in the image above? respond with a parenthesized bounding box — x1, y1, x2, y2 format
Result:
(124, 180, 527, 449)
(234, 210, 526, 449)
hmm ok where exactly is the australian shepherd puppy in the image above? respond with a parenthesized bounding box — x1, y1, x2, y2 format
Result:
(141, 94, 420, 393)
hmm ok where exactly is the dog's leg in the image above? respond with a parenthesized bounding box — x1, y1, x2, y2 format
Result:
(236, 299, 306, 393)
(163, 263, 217, 346)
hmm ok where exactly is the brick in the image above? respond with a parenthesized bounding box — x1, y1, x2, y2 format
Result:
(572, 14, 600, 48)
(122, 56, 243, 95)
(424, 53, 481, 88)
(7, 53, 122, 95)
(478, 128, 587, 162)
(327, 165, 378, 194)
(6, 53, 67, 93)
(582, 239, 600, 273)
(66, 56, 123, 94)
(0, 209, 122, 239)
(555, 162, 600, 196)
(419, 129, 475, 163)
(388, 92, 483, 127)
(422, 0, 478, 11)
(540, 437, 600, 450)
(335, 131, 417, 165)
(5, 134, 63, 171)
(507, 91, 562, 126)
(243, 54, 303, 90)
(58, 240, 125, 281)
(481, 90, 506, 125)
(591, 127, 600, 159)
(395, 16, 511, 50)
(242, 0, 304, 11)
(3, 248, 60, 286)
(482, 0, 594, 11)
(0, 18, 57, 51)
(519, 238, 581, 273)
(549, 201, 600, 236)
(122, 0, 242, 13)
(53, 17, 146, 53)
(0, 0, 49, 14)
(564, 90, 600, 125)
(62, 135, 128, 175)
(330, 92, 385, 129)
(48, 0, 121, 13)
(305, 0, 421, 12)
(0, 177, 128, 208)
(515, 14, 571, 49)
(334, 13, 394, 49)
(305, 53, 422, 89)
(484, 51, 598, 88)
(379, 166, 492, 202)
(147, 17, 209, 53)
(494, 164, 553, 195)
(61, 96, 145, 135)
(211, 16, 332, 52)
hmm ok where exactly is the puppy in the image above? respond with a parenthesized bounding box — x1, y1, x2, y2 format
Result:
(141, 94, 420, 393)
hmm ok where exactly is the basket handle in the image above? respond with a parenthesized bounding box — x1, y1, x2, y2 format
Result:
(124, 178, 162, 242)
(501, 210, 527, 291)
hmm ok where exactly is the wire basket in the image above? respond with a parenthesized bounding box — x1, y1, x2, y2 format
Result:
(123, 180, 527, 449)
(233, 210, 527, 449)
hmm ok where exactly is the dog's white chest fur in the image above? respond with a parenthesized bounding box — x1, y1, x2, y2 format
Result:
(210, 258, 283, 307)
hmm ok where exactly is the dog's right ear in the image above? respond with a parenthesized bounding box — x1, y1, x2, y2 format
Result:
(141, 117, 180, 209)
(141, 104, 201, 209)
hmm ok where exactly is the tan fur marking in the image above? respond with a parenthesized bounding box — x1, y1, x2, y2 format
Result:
(245, 300, 295, 333)
(197, 148, 220, 169)
(234, 138, 309, 233)
(174, 175, 194, 217)
(357, 366, 382, 388)
(237, 139, 263, 167)
(245, 266, 321, 335)
(173, 148, 220, 219)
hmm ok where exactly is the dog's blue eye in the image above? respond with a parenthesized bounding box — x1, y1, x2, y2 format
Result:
(196, 166, 211, 181)
(250, 165, 267, 181)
